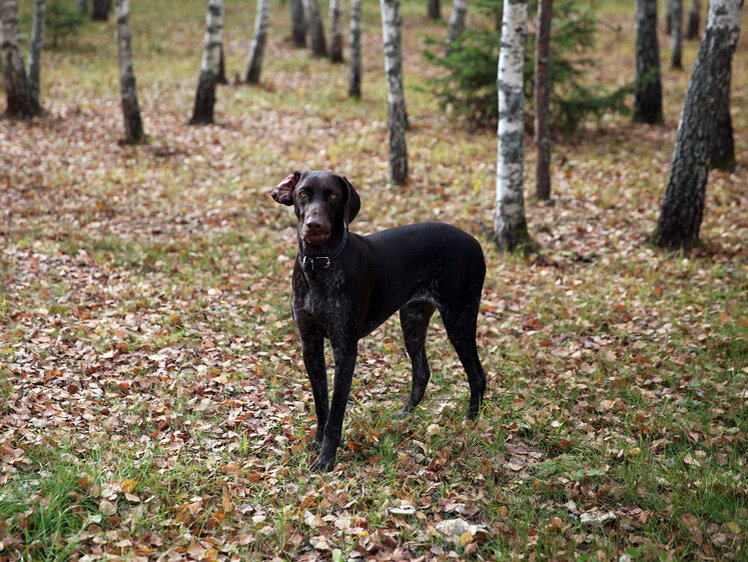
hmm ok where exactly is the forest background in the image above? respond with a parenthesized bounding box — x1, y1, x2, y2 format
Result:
(0, 0, 746, 560)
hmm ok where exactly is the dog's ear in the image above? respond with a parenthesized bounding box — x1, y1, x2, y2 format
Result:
(270, 171, 302, 206)
(338, 175, 361, 226)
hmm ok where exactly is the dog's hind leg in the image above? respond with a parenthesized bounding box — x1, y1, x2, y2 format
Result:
(440, 303, 486, 421)
(399, 300, 436, 416)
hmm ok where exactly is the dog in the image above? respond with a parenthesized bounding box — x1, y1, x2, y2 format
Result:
(271, 171, 486, 471)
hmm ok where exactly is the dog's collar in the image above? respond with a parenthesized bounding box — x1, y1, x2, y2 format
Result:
(299, 231, 348, 272)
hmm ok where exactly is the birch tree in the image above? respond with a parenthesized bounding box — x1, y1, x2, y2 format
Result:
(27, 0, 45, 115)
(710, 68, 735, 171)
(290, 0, 306, 47)
(445, 0, 468, 51)
(494, 0, 532, 252)
(349, 0, 363, 98)
(328, 0, 344, 62)
(304, 0, 326, 57)
(534, 0, 552, 201)
(651, 0, 743, 250)
(634, 0, 663, 124)
(670, 0, 683, 68)
(686, 0, 700, 39)
(380, 0, 407, 184)
(190, 0, 223, 125)
(115, 0, 143, 143)
(245, 0, 270, 84)
(1, 0, 32, 119)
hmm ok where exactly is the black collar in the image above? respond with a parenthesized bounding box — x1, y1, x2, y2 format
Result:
(299, 231, 348, 272)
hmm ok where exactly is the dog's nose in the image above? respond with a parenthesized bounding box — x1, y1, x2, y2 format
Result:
(305, 216, 325, 234)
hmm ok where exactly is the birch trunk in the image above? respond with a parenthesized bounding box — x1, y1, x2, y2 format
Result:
(190, 0, 224, 125)
(380, 0, 408, 184)
(1, 0, 32, 119)
(652, 0, 742, 249)
(348, 0, 362, 98)
(445, 0, 468, 51)
(304, 0, 326, 57)
(245, 0, 270, 83)
(670, 0, 683, 68)
(534, 0, 552, 201)
(634, 0, 663, 124)
(115, 0, 143, 143)
(427, 0, 441, 20)
(710, 67, 735, 171)
(328, 0, 344, 62)
(290, 0, 306, 47)
(494, 0, 531, 252)
(27, 0, 45, 116)
(686, 0, 700, 39)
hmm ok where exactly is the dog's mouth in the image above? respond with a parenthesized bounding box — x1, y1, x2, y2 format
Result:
(301, 233, 330, 245)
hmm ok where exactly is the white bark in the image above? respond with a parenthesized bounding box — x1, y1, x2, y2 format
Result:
(446, 0, 468, 47)
(245, 0, 270, 83)
(349, 0, 363, 97)
(304, 0, 326, 56)
(115, 0, 143, 142)
(328, 0, 344, 62)
(380, 0, 408, 184)
(27, 0, 45, 114)
(190, 0, 224, 125)
(493, 0, 529, 252)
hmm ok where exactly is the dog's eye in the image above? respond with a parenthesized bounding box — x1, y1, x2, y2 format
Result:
(298, 192, 308, 198)
(329, 193, 337, 199)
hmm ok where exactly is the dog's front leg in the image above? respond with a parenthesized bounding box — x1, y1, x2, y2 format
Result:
(301, 336, 328, 451)
(310, 340, 357, 472)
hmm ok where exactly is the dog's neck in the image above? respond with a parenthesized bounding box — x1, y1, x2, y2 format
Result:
(298, 230, 348, 273)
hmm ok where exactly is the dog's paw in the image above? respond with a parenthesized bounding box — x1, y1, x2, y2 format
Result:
(310, 454, 336, 472)
(306, 440, 322, 453)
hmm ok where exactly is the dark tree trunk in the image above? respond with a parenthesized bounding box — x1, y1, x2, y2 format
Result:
(217, 44, 227, 84)
(686, 0, 700, 39)
(190, 0, 224, 125)
(27, 0, 46, 116)
(77, 0, 88, 13)
(634, 0, 663, 124)
(304, 0, 326, 57)
(670, 0, 683, 68)
(534, 0, 552, 201)
(710, 68, 735, 171)
(115, 0, 144, 144)
(91, 0, 111, 21)
(1, 0, 33, 119)
(328, 0, 344, 62)
(652, 0, 742, 250)
(348, 0, 362, 98)
(290, 0, 306, 47)
(427, 0, 441, 20)
(664, 0, 672, 34)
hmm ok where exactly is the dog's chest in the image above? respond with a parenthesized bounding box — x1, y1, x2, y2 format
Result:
(293, 270, 351, 327)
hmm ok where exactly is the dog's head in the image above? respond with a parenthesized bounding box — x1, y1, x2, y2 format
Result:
(271, 171, 360, 246)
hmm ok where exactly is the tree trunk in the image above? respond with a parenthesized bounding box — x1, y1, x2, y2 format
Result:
(304, 0, 326, 57)
(190, 0, 224, 125)
(1, 0, 33, 119)
(427, 0, 441, 20)
(652, 0, 742, 250)
(710, 67, 735, 171)
(664, 0, 672, 34)
(328, 0, 344, 62)
(534, 0, 552, 201)
(380, 0, 408, 184)
(78, 0, 88, 13)
(115, 0, 143, 143)
(445, 0, 468, 53)
(348, 0, 362, 98)
(290, 0, 306, 47)
(27, 0, 45, 116)
(245, 0, 270, 83)
(686, 0, 700, 39)
(91, 0, 111, 21)
(634, 0, 663, 124)
(670, 0, 683, 68)
(217, 44, 227, 84)
(494, 0, 532, 253)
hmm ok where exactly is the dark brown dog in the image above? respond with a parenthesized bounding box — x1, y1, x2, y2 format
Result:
(271, 171, 486, 471)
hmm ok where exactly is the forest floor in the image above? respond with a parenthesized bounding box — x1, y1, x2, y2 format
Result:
(1, 0, 746, 560)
